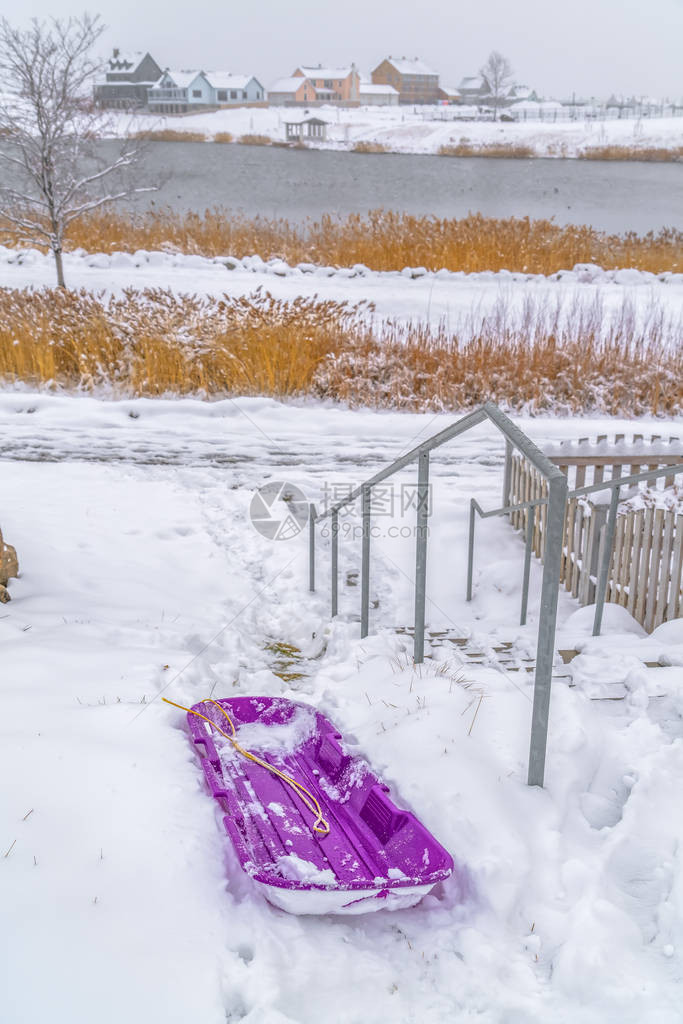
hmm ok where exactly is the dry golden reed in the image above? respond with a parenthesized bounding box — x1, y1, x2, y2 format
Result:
(0, 288, 679, 415)
(37, 209, 682, 275)
(0, 289, 362, 398)
(132, 129, 207, 143)
(352, 141, 390, 153)
(438, 143, 535, 158)
(237, 134, 272, 146)
(213, 132, 234, 143)
(578, 146, 683, 162)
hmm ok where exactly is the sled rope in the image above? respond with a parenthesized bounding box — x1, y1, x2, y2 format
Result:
(163, 697, 330, 837)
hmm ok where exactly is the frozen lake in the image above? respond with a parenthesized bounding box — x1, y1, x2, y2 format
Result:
(109, 140, 683, 234)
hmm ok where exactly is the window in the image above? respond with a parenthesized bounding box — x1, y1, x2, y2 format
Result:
(242, 91, 247, 99)
(324, 79, 332, 88)
(192, 89, 201, 98)
(217, 90, 227, 101)
(230, 90, 237, 99)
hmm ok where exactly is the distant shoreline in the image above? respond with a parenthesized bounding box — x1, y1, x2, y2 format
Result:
(122, 132, 683, 163)
(107, 105, 683, 162)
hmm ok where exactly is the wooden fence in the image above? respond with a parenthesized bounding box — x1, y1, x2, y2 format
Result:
(505, 433, 683, 631)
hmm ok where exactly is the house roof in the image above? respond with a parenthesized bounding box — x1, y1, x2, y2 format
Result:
(508, 85, 535, 100)
(157, 69, 205, 89)
(359, 83, 399, 94)
(382, 56, 438, 77)
(269, 76, 307, 93)
(439, 85, 461, 97)
(107, 50, 146, 71)
(458, 76, 486, 91)
(296, 65, 354, 80)
(204, 72, 254, 90)
(284, 115, 329, 125)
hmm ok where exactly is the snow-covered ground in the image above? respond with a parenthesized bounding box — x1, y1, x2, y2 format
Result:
(2, 245, 682, 341)
(114, 105, 683, 158)
(2, 392, 683, 1023)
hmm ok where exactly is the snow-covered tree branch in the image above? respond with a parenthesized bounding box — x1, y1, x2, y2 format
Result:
(0, 14, 157, 287)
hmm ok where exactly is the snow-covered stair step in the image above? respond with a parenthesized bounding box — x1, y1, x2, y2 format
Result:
(393, 627, 573, 680)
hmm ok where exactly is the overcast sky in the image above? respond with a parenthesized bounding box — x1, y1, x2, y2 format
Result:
(7, 0, 683, 99)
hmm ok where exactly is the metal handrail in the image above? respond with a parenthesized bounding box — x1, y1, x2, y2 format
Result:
(308, 401, 568, 788)
(468, 460, 683, 636)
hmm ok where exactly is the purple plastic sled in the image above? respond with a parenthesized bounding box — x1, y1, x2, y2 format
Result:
(187, 696, 453, 915)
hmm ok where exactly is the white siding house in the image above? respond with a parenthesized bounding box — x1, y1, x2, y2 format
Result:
(147, 70, 212, 113)
(203, 73, 265, 104)
(148, 70, 265, 112)
(359, 83, 399, 106)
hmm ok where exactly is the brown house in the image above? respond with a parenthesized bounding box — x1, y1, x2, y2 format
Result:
(293, 65, 360, 103)
(371, 56, 439, 104)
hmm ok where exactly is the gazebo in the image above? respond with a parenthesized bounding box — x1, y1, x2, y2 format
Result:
(284, 117, 328, 142)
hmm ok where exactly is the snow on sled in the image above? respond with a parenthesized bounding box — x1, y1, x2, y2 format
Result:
(179, 695, 454, 915)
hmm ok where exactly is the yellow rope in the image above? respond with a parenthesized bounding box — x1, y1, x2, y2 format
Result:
(163, 697, 330, 837)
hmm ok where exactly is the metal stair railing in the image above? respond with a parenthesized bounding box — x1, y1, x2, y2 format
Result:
(307, 402, 568, 788)
(468, 461, 683, 636)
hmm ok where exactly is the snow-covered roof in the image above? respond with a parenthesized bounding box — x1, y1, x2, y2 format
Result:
(296, 65, 354, 80)
(359, 83, 399, 95)
(107, 50, 146, 71)
(204, 72, 254, 90)
(384, 56, 438, 77)
(459, 76, 486, 91)
(158, 69, 204, 89)
(283, 113, 330, 125)
(268, 76, 306, 93)
(439, 85, 461, 96)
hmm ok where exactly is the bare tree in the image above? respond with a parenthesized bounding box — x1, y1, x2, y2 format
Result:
(480, 51, 514, 121)
(0, 15, 155, 287)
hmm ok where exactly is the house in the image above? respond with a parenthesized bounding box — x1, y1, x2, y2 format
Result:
(359, 82, 399, 106)
(292, 65, 360, 103)
(269, 64, 361, 105)
(203, 72, 265, 105)
(507, 85, 539, 103)
(268, 76, 312, 105)
(147, 70, 212, 113)
(94, 49, 163, 109)
(148, 70, 265, 113)
(457, 75, 490, 104)
(371, 57, 440, 104)
(437, 86, 461, 105)
(284, 116, 329, 141)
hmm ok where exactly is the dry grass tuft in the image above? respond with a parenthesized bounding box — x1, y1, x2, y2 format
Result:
(0, 288, 679, 416)
(352, 141, 390, 154)
(213, 132, 234, 144)
(237, 134, 272, 146)
(0, 288, 365, 397)
(35, 209, 683, 275)
(132, 129, 207, 143)
(579, 146, 683, 162)
(313, 295, 683, 416)
(438, 142, 535, 158)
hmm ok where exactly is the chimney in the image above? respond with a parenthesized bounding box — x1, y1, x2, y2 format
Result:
(113, 47, 119, 58)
